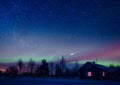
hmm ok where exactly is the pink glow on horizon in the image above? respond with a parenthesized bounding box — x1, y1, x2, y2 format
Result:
(0, 68, 6, 73)
(67, 42, 120, 62)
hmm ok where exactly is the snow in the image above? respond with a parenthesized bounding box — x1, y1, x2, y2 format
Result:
(0, 77, 120, 85)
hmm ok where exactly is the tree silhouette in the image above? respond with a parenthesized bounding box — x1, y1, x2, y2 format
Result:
(35, 59, 49, 77)
(28, 58, 35, 74)
(49, 62, 55, 76)
(116, 65, 120, 68)
(71, 61, 79, 78)
(6, 66, 18, 78)
(64, 68, 70, 78)
(60, 56, 66, 73)
(17, 59, 24, 73)
(74, 62, 79, 71)
(35, 65, 41, 77)
(110, 64, 115, 68)
(55, 64, 62, 77)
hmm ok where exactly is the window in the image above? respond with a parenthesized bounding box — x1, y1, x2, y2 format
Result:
(102, 71, 105, 77)
(88, 71, 92, 77)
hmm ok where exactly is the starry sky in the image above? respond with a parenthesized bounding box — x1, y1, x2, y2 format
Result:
(0, 0, 120, 67)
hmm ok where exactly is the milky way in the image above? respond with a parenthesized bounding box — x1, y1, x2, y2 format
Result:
(0, 0, 120, 67)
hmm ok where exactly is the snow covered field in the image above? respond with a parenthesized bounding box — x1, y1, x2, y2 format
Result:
(0, 77, 120, 85)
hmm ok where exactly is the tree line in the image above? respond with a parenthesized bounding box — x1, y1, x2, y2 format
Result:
(3, 56, 120, 79)
(5, 56, 80, 78)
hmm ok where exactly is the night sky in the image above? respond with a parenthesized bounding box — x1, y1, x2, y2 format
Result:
(0, 0, 120, 68)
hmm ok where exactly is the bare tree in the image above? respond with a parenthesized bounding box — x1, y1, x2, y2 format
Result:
(60, 56, 66, 72)
(6, 66, 18, 78)
(49, 62, 55, 76)
(17, 59, 24, 73)
(28, 58, 35, 74)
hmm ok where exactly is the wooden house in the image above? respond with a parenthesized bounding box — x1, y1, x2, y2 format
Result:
(79, 62, 107, 80)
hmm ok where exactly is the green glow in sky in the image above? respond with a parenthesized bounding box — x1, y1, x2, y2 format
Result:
(70, 60, 120, 67)
(0, 56, 120, 67)
(0, 56, 58, 63)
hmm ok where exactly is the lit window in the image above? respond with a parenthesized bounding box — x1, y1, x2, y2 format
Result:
(88, 72, 92, 77)
(102, 72, 105, 77)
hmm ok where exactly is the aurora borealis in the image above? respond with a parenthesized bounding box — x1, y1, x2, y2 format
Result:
(0, 0, 120, 69)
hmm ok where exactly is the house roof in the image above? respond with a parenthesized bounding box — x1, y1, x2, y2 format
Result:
(79, 61, 108, 71)
(107, 67, 119, 72)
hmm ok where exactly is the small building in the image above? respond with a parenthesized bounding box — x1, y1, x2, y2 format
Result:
(79, 62, 107, 80)
(117, 67, 120, 80)
(107, 67, 119, 80)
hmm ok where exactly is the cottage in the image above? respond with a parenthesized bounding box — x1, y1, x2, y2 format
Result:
(79, 62, 107, 80)
(107, 67, 119, 80)
(117, 67, 120, 80)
